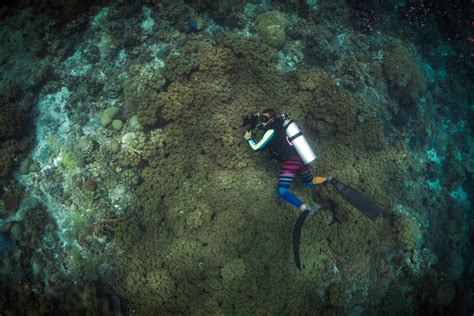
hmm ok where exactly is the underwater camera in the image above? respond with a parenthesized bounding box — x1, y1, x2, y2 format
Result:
(241, 112, 260, 131)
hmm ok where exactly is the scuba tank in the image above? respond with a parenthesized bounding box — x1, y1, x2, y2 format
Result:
(281, 113, 317, 165)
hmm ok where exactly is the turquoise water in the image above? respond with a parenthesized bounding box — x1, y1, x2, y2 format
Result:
(0, 1, 472, 314)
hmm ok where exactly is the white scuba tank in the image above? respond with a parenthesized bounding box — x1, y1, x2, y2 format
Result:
(281, 114, 317, 165)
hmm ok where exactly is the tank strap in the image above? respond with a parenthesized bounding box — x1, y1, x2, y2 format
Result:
(288, 132, 303, 142)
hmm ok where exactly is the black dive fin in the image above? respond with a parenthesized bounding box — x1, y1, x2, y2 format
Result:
(293, 209, 310, 270)
(328, 177, 385, 220)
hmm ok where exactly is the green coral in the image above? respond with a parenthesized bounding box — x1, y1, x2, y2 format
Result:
(111, 119, 123, 131)
(254, 11, 289, 49)
(100, 106, 120, 128)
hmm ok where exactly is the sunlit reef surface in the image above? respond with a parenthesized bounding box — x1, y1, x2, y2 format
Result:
(0, 0, 472, 314)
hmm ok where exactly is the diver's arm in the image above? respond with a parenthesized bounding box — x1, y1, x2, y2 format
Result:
(247, 129, 274, 151)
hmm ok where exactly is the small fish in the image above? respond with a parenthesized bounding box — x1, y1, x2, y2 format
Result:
(0, 232, 13, 253)
(188, 19, 200, 32)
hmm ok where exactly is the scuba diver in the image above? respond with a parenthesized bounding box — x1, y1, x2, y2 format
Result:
(243, 109, 386, 269)
(243, 109, 318, 213)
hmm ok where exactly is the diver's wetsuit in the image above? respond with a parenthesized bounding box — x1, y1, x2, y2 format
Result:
(247, 118, 314, 209)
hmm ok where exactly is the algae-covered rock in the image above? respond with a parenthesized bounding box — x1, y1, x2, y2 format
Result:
(254, 11, 289, 49)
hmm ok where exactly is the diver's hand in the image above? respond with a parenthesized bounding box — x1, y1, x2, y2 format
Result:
(244, 131, 252, 140)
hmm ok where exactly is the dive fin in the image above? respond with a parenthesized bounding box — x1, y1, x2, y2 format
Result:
(312, 176, 329, 185)
(293, 209, 310, 270)
(328, 177, 385, 220)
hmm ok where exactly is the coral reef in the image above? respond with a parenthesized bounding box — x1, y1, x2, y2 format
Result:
(0, 1, 472, 314)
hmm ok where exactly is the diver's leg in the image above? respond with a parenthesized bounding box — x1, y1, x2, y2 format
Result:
(298, 166, 315, 188)
(295, 160, 315, 212)
(277, 156, 304, 209)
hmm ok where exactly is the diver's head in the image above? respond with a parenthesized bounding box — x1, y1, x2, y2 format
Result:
(260, 108, 277, 127)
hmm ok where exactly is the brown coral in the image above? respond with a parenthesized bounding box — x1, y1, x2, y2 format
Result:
(198, 47, 237, 74)
(383, 40, 426, 104)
